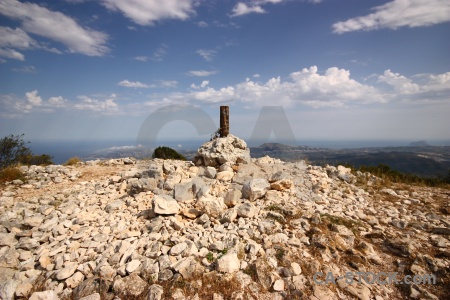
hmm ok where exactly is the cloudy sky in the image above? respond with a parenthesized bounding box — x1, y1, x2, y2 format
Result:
(1, 0, 449, 146)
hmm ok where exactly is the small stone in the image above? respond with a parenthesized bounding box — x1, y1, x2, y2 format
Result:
(29, 290, 58, 300)
(181, 208, 202, 219)
(237, 202, 257, 218)
(273, 279, 284, 291)
(56, 263, 78, 280)
(216, 252, 240, 273)
(78, 293, 100, 300)
(153, 195, 180, 215)
(0, 233, 17, 247)
(66, 272, 85, 289)
(147, 284, 164, 300)
(126, 260, 141, 273)
(290, 262, 302, 275)
(242, 179, 270, 201)
(113, 273, 148, 297)
(216, 171, 234, 181)
(15, 282, 33, 297)
(205, 167, 217, 179)
(39, 256, 51, 269)
(170, 242, 188, 256)
(224, 189, 241, 207)
(105, 200, 124, 213)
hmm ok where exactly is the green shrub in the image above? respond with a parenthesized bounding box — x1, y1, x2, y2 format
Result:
(152, 146, 186, 161)
(0, 134, 32, 169)
(0, 134, 54, 168)
(20, 154, 54, 166)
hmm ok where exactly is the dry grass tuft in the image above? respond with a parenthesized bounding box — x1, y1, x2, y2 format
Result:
(64, 157, 82, 166)
(0, 166, 25, 183)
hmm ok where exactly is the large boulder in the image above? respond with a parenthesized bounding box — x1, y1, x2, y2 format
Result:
(194, 134, 250, 167)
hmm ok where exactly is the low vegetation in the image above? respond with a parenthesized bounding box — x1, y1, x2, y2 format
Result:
(152, 146, 186, 161)
(64, 156, 81, 166)
(20, 153, 53, 166)
(347, 163, 450, 188)
(0, 166, 25, 183)
(0, 134, 54, 183)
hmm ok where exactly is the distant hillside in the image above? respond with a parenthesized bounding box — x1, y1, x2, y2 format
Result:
(249, 144, 450, 178)
(409, 140, 429, 146)
(325, 151, 449, 178)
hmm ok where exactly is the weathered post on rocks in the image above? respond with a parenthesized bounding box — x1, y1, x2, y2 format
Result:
(220, 106, 229, 137)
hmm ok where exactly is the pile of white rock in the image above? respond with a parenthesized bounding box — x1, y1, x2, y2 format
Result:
(0, 135, 449, 300)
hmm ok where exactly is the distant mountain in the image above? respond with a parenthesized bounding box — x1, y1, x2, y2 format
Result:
(250, 143, 450, 178)
(409, 141, 429, 146)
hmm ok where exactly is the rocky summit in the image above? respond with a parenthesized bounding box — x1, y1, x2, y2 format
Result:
(0, 136, 449, 300)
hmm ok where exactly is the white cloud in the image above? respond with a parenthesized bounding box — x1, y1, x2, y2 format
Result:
(0, 48, 25, 61)
(0, 26, 62, 61)
(184, 66, 381, 108)
(159, 80, 178, 88)
(0, 27, 37, 49)
(118, 79, 177, 88)
(332, 0, 450, 34)
(196, 49, 217, 61)
(0, 90, 70, 117)
(253, 74, 261, 78)
(134, 56, 149, 62)
(47, 96, 69, 108)
(118, 80, 150, 88)
(378, 70, 420, 94)
(25, 90, 43, 106)
(0, 26, 33, 60)
(231, 2, 265, 17)
(0, 0, 109, 56)
(187, 70, 218, 77)
(151, 44, 168, 61)
(197, 21, 208, 27)
(12, 65, 36, 73)
(74, 95, 119, 114)
(191, 80, 209, 89)
(102, 0, 195, 25)
(230, 0, 288, 17)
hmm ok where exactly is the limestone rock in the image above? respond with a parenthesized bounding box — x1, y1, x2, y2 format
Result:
(174, 181, 194, 202)
(224, 189, 241, 207)
(197, 196, 227, 218)
(216, 252, 240, 273)
(153, 195, 181, 215)
(148, 284, 164, 300)
(237, 202, 257, 218)
(0, 233, 17, 247)
(216, 170, 234, 181)
(0, 279, 17, 300)
(205, 167, 217, 179)
(78, 293, 100, 300)
(29, 290, 59, 300)
(113, 273, 148, 297)
(195, 134, 250, 167)
(66, 272, 85, 289)
(242, 179, 270, 201)
(56, 263, 78, 280)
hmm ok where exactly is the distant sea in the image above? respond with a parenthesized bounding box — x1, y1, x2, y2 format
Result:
(29, 138, 450, 165)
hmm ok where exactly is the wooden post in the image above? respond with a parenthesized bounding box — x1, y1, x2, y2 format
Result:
(220, 106, 229, 137)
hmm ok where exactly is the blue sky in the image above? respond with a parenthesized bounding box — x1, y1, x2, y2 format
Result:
(1, 0, 449, 147)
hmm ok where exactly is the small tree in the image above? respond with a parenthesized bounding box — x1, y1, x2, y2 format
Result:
(152, 146, 186, 160)
(0, 134, 32, 169)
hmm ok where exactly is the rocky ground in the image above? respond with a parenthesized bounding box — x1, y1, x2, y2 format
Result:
(0, 136, 449, 300)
